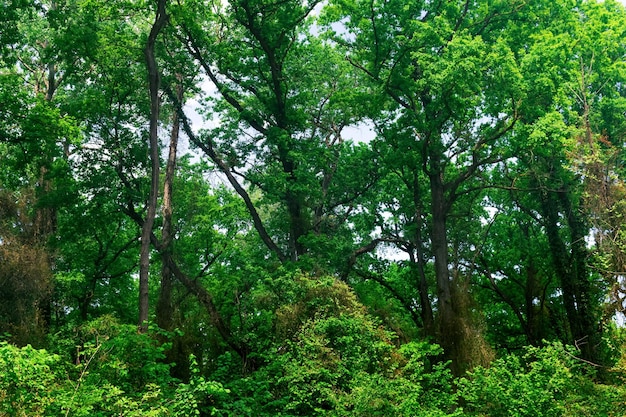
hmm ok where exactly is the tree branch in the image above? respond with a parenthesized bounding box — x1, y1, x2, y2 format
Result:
(164, 84, 288, 263)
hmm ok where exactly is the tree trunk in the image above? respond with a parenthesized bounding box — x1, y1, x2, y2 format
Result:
(286, 189, 307, 261)
(139, 0, 168, 332)
(278, 140, 307, 262)
(156, 79, 182, 332)
(429, 173, 456, 356)
(411, 173, 435, 336)
(540, 186, 600, 362)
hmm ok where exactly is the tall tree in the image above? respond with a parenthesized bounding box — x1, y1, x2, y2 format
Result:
(325, 0, 523, 372)
(0, 0, 89, 334)
(139, 0, 169, 332)
(155, 78, 183, 333)
(565, 0, 626, 336)
(170, 0, 378, 268)
(55, 0, 153, 327)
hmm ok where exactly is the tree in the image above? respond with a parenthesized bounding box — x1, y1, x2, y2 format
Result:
(482, 0, 626, 364)
(0, 0, 88, 335)
(325, 0, 523, 372)
(170, 0, 378, 268)
(138, 0, 169, 332)
(565, 0, 626, 334)
(473, 194, 566, 350)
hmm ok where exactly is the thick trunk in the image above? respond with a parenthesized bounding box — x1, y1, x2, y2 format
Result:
(408, 249, 435, 335)
(416, 257, 435, 336)
(523, 260, 541, 346)
(139, 0, 168, 332)
(558, 191, 599, 362)
(429, 175, 455, 346)
(79, 278, 97, 322)
(279, 142, 307, 261)
(428, 158, 487, 374)
(286, 190, 306, 261)
(540, 191, 577, 341)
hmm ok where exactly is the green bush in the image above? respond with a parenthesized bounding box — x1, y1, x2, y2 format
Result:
(216, 275, 460, 416)
(0, 341, 61, 416)
(337, 342, 460, 417)
(171, 355, 230, 417)
(0, 317, 231, 417)
(458, 342, 626, 417)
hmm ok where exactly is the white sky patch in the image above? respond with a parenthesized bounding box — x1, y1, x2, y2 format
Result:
(184, 76, 220, 134)
(342, 121, 375, 143)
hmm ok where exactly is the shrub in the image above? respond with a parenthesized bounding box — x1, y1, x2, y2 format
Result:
(338, 342, 460, 417)
(219, 275, 460, 416)
(458, 341, 626, 417)
(0, 318, 231, 417)
(0, 342, 61, 416)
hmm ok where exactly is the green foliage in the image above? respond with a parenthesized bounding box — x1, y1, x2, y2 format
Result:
(171, 355, 230, 417)
(0, 316, 233, 416)
(459, 342, 626, 417)
(277, 313, 394, 414)
(209, 274, 459, 416)
(0, 341, 60, 416)
(4, 0, 626, 416)
(59, 316, 173, 392)
(335, 342, 460, 417)
(459, 342, 574, 417)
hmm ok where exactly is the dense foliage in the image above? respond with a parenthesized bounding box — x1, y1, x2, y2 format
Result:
(2, 0, 626, 415)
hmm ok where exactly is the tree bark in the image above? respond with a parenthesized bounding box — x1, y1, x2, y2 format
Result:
(156, 78, 182, 332)
(541, 187, 600, 363)
(429, 172, 456, 355)
(410, 172, 435, 336)
(139, 0, 169, 332)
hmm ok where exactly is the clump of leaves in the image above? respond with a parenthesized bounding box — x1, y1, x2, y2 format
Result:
(171, 355, 230, 416)
(218, 274, 460, 416)
(0, 316, 233, 416)
(337, 341, 461, 417)
(458, 342, 626, 417)
(0, 342, 61, 416)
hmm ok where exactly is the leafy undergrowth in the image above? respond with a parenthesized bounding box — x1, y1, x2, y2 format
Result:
(1, 286, 626, 416)
(2, 336, 625, 416)
(458, 342, 626, 417)
(0, 317, 228, 417)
